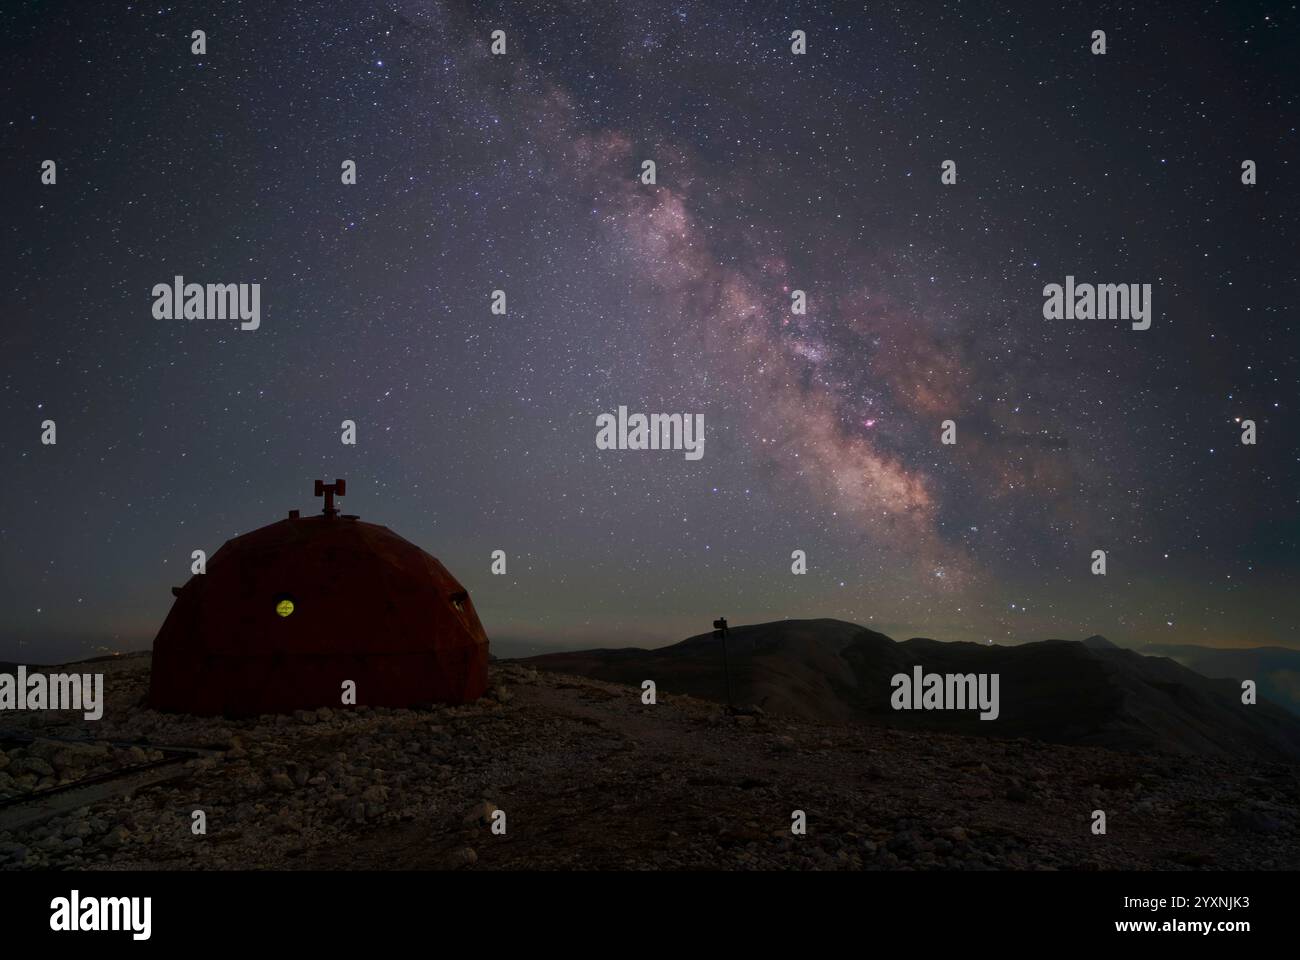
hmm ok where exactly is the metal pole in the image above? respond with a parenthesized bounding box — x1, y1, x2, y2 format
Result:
(714, 617, 732, 711)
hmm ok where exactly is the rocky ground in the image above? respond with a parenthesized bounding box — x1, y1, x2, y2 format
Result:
(1, 654, 1297, 870)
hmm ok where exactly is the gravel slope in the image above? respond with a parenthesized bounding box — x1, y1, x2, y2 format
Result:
(2, 655, 1297, 871)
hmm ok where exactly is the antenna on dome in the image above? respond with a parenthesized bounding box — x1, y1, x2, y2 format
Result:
(314, 478, 346, 518)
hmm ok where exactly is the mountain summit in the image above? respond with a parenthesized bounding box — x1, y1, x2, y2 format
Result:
(522, 618, 1300, 761)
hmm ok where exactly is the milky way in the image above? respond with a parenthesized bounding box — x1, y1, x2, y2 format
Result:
(2, 1, 1296, 659)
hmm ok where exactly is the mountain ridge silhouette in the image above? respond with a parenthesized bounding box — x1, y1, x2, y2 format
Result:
(520, 618, 1300, 761)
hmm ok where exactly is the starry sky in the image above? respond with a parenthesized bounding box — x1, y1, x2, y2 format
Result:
(2, 0, 1297, 663)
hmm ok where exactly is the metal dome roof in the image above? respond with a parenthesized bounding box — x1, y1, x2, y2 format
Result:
(148, 481, 489, 716)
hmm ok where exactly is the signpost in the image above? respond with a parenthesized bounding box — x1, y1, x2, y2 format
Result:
(713, 617, 732, 711)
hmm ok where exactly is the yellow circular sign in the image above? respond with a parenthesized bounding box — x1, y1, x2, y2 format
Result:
(275, 598, 295, 617)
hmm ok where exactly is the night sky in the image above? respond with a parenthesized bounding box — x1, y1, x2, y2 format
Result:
(3, 1, 1297, 663)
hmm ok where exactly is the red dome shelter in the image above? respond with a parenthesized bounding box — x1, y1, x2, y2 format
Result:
(149, 480, 489, 716)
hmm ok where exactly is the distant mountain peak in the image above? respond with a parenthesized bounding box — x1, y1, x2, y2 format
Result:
(1082, 634, 1118, 650)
